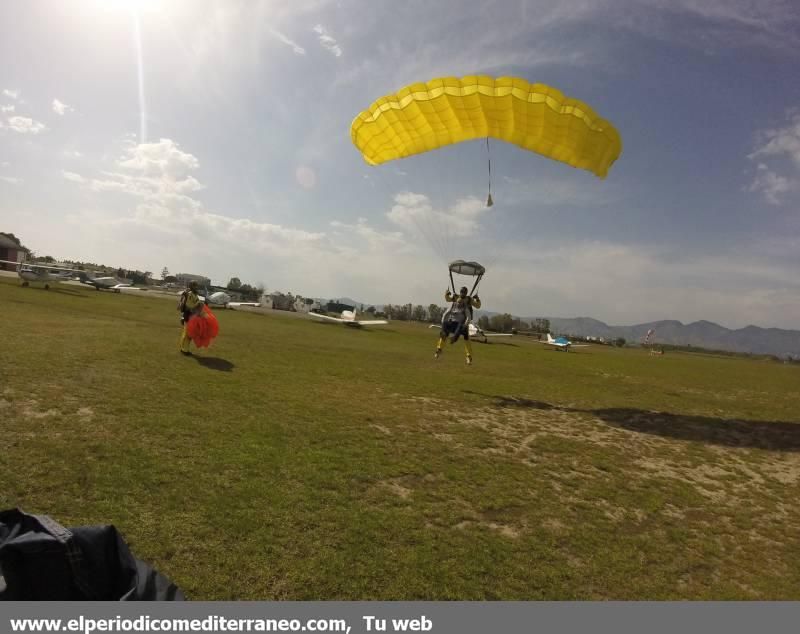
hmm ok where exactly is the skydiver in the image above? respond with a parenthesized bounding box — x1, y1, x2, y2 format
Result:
(434, 286, 481, 365)
(178, 280, 205, 355)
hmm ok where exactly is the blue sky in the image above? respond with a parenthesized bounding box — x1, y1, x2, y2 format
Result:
(2, 0, 799, 329)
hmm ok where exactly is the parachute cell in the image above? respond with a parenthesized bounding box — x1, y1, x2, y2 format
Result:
(351, 75, 622, 178)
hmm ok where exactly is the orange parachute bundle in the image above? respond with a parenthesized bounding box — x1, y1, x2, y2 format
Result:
(187, 305, 219, 348)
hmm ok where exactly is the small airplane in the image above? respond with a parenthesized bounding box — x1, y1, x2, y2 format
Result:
(533, 333, 590, 352)
(202, 290, 260, 309)
(1, 259, 84, 289)
(468, 323, 513, 343)
(80, 275, 136, 292)
(309, 308, 388, 327)
(427, 322, 512, 343)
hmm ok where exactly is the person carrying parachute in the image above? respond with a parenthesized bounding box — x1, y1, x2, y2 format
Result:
(435, 260, 484, 365)
(178, 280, 219, 355)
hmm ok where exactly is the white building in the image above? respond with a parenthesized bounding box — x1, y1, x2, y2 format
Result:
(294, 296, 321, 313)
(176, 273, 211, 287)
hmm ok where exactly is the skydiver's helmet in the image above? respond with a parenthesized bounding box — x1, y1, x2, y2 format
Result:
(189, 281, 199, 291)
(459, 286, 468, 297)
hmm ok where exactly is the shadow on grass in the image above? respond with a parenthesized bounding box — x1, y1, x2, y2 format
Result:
(464, 392, 800, 452)
(51, 287, 90, 297)
(193, 356, 235, 372)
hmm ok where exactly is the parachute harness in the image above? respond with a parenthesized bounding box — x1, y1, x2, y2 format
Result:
(445, 261, 485, 338)
(448, 269, 484, 302)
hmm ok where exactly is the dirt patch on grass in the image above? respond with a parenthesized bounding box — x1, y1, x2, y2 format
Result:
(22, 400, 60, 419)
(418, 396, 652, 463)
(380, 480, 413, 499)
(401, 392, 800, 550)
(455, 519, 520, 539)
(371, 474, 439, 501)
(541, 518, 571, 535)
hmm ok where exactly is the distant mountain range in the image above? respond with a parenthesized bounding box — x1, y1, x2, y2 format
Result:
(532, 317, 800, 358)
(315, 297, 800, 357)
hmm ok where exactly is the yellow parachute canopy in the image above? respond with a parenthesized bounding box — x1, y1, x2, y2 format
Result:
(351, 75, 622, 178)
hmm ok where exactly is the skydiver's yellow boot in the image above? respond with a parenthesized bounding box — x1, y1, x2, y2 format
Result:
(180, 326, 192, 355)
(464, 340, 473, 365)
(435, 337, 445, 359)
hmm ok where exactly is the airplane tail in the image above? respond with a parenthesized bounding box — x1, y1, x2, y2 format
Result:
(547, 333, 555, 343)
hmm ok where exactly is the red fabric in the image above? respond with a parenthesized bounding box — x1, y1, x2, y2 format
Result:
(187, 305, 219, 348)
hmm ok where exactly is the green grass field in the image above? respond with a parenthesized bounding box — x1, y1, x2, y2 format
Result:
(2, 276, 799, 599)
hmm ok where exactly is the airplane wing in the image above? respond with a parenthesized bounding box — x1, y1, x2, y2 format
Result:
(0, 260, 86, 272)
(309, 312, 345, 323)
(355, 320, 388, 326)
(484, 333, 513, 337)
(228, 302, 261, 308)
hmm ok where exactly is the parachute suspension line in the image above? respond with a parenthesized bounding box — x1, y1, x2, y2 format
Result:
(486, 137, 494, 208)
(470, 272, 484, 298)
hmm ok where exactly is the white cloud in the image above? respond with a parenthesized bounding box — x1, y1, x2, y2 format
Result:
(7, 116, 46, 134)
(387, 192, 489, 238)
(2, 89, 20, 100)
(63, 138, 328, 261)
(0, 176, 22, 185)
(52, 99, 73, 115)
(748, 164, 796, 205)
(747, 111, 800, 204)
(62, 139, 206, 199)
(329, 218, 409, 253)
(64, 139, 202, 197)
(615, 0, 800, 56)
(61, 170, 86, 183)
(117, 138, 200, 178)
(269, 28, 306, 55)
(313, 24, 342, 57)
(749, 111, 800, 168)
(489, 239, 800, 329)
(0, 104, 14, 113)
(63, 150, 83, 159)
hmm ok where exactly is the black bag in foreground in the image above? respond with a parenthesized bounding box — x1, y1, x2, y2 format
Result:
(0, 509, 185, 600)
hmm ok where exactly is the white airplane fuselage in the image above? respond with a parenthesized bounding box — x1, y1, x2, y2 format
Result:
(18, 269, 61, 283)
(81, 277, 129, 292)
